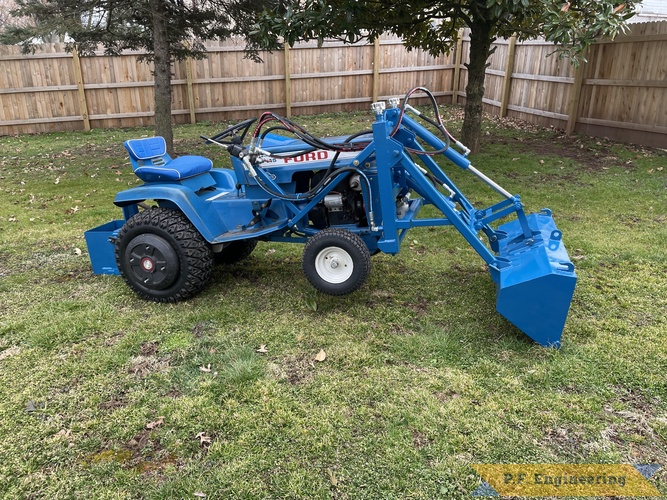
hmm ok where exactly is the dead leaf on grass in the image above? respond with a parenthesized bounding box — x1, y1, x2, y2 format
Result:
(256, 344, 268, 354)
(54, 429, 71, 439)
(195, 432, 213, 445)
(327, 468, 338, 486)
(146, 416, 165, 430)
(199, 364, 212, 372)
(0, 346, 21, 361)
(314, 349, 327, 362)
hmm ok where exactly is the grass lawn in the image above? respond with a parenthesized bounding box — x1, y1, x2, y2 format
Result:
(1, 107, 666, 499)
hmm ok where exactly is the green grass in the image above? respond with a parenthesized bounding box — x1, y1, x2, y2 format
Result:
(1, 108, 666, 499)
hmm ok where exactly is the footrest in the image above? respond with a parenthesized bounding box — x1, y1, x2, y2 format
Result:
(212, 220, 289, 244)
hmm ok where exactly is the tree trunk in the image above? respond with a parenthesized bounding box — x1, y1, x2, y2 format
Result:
(461, 19, 494, 153)
(150, 0, 174, 155)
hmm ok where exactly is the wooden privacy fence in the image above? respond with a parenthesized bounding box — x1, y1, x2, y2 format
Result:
(0, 35, 452, 135)
(456, 21, 667, 148)
(0, 22, 666, 148)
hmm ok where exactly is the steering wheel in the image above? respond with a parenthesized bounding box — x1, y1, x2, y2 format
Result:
(201, 118, 257, 146)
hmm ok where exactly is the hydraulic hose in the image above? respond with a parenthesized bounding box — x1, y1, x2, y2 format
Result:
(252, 165, 373, 205)
(253, 128, 374, 201)
(391, 87, 451, 156)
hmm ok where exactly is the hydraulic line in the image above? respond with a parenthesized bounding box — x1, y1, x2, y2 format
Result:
(253, 112, 369, 154)
(258, 126, 317, 159)
(391, 87, 451, 155)
(251, 129, 374, 201)
(403, 104, 470, 156)
(252, 165, 375, 220)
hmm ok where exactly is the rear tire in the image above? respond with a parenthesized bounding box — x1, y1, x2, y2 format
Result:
(115, 208, 213, 302)
(302, 228, 370, 295)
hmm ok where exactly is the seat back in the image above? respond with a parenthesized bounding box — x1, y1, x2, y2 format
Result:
(125, 136, 168, 159)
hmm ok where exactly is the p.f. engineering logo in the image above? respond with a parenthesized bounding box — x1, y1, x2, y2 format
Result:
(471, 463, 662, 497)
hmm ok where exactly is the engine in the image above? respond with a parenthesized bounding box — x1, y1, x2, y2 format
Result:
(306, 171, 367, 229)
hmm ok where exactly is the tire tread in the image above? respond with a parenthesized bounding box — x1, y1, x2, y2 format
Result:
(115, 208, 212, 302)
(302, 228, 371, 295)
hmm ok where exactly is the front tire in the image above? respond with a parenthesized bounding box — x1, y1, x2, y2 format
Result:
(115, 208, 213, 302)
(302, 228, 371, 295)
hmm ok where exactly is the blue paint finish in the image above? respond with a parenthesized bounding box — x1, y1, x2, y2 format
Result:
(88, 94, 577, 347)
(124, 136, 213, 182)
(113, 183, 228, 242)
(495, 212, 577, 347)
(84, 220, 124, 274)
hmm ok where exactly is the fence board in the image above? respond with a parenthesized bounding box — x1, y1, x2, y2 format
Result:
(575, 21, 667, 146)
(1, 24, 666, 148)
(456, 22, 667, 147)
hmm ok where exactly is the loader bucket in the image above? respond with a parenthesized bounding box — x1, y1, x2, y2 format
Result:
(494, 211, 577, 348)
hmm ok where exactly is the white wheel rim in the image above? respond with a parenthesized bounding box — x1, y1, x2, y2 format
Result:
(314, 246, 354, 284)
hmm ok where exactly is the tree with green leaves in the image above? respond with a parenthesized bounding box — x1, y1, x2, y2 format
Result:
(248, 0, 636, 152)
(2, 0, 274, 153)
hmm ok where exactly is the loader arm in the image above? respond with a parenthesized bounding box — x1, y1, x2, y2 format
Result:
(365, 98, 576, 347)
(222, 90, 576, 346)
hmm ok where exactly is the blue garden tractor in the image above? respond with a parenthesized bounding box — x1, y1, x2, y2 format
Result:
(85, 88, 577, 347)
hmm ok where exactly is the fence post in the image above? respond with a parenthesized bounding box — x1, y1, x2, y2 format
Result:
(452, 29, 464, 104)
(71, 47, 91, 131)
(500, 34, 517, 117)
(185, 58, 196, 124)
(567, 47, 588, 135)
(284, 44, 292, 117)
(372, 37, 380, 103)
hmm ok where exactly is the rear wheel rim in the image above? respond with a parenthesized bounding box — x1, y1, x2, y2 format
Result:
(126, 235, 179, 290)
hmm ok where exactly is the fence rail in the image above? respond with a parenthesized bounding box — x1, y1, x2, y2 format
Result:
(1, 22, 666, 148)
